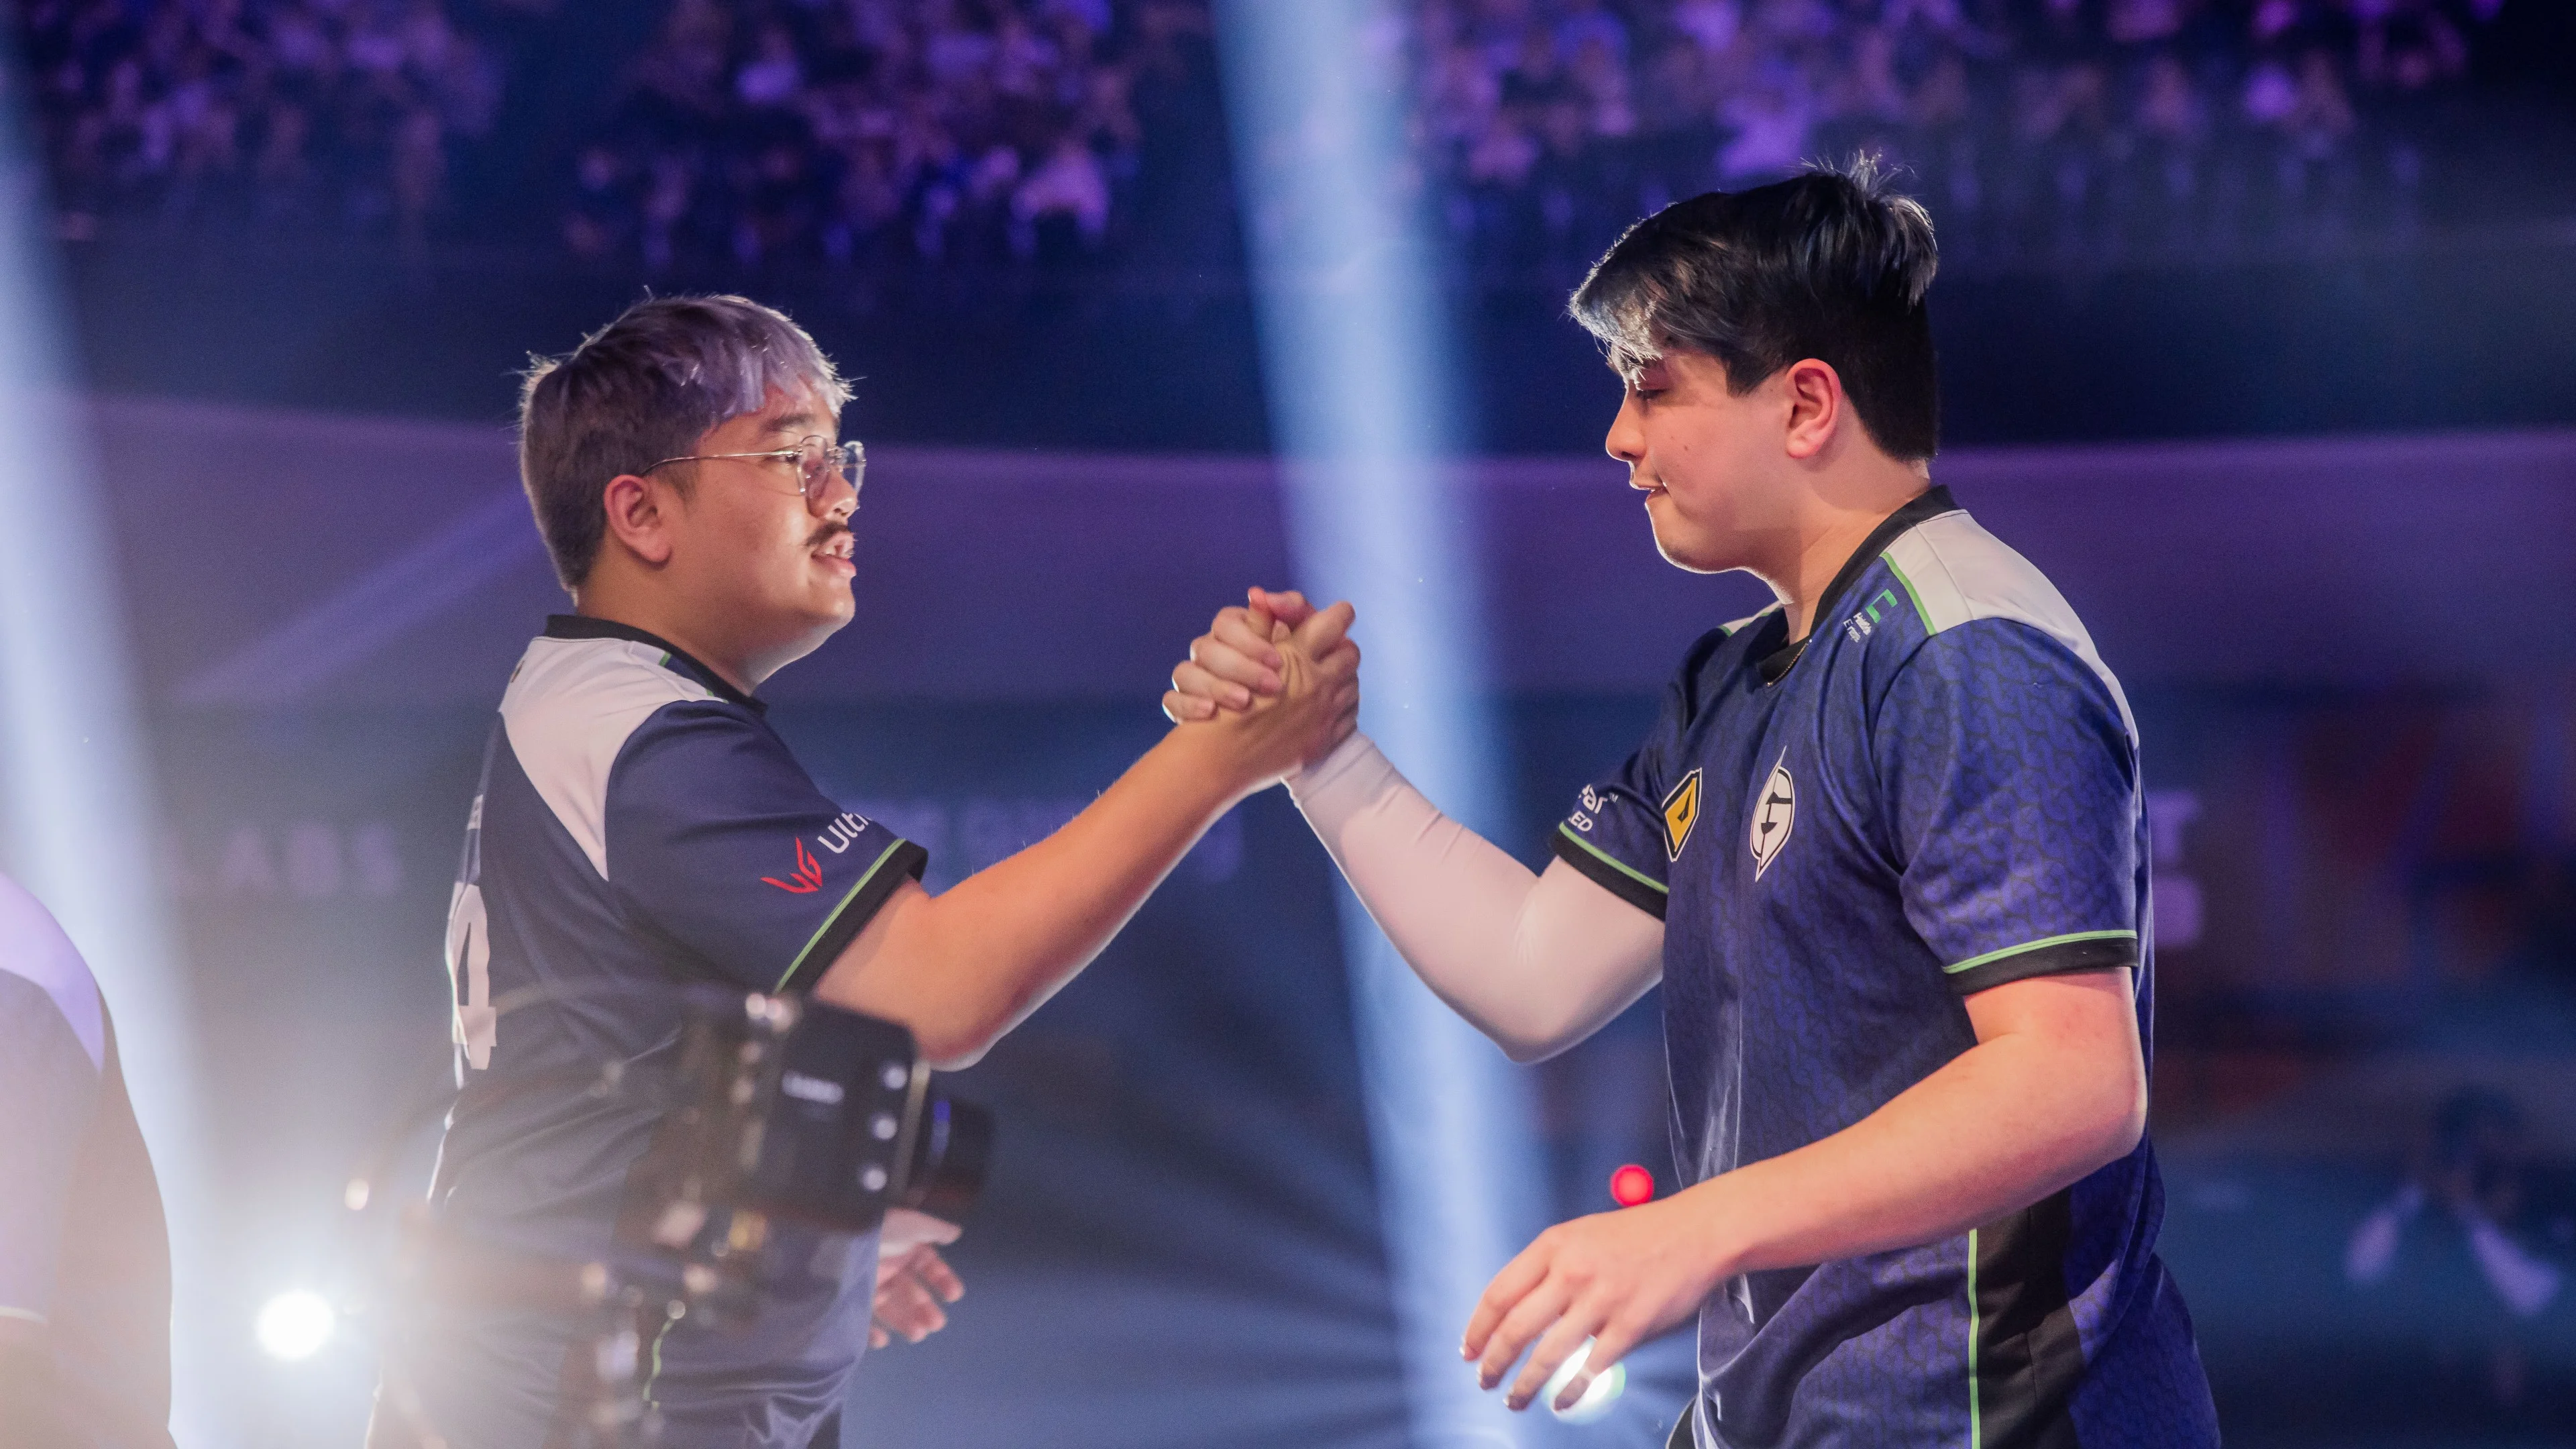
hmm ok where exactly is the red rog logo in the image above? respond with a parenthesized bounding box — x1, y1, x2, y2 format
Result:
(763, 836, 825, 894)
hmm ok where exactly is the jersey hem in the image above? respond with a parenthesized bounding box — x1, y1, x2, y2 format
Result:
(1550, 826, 1668, 921)
(1945, 930, 2138, 996)
(777, 839, 930, 993)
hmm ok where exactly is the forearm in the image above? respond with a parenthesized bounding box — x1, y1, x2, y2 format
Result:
(1291, 735, 1663, 1061)
(1680, 986, 2146, 1277)
(820, 726, 1248, 1064)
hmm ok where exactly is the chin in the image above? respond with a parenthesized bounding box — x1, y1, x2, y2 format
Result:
(803, 598, 855, 639)
(1649, 525, 1731, 576)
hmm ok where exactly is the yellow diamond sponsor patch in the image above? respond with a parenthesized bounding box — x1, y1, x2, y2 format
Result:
(1660, 769, 1703, 861)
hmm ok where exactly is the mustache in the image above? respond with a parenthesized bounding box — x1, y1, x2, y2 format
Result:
(807, 521, 851, 549)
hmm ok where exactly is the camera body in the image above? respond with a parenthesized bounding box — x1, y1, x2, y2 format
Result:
(614, 990, 991, 1318)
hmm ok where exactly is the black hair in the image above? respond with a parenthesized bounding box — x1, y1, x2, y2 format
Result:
(1569, 156, 1941, 461)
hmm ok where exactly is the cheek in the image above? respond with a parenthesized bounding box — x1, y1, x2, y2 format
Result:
(747, 504, 809, 564)
(1658, 429, 1760, 516)
(1652, 438, 1723, 513)
(700, 502, 807, 594)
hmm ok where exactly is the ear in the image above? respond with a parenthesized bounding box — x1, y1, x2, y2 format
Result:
(1780, 358, 1845, 462)
(600, 472, 678, 568)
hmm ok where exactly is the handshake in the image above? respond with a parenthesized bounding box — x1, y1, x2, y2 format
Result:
(869, 586, 1351, 1351)
(1159, 586, 1360, 785)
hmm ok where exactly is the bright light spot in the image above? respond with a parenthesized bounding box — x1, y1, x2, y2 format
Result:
(1542, 1336, 1628, 1424)
(1610, 1164, 1654, 1208)
(255, 1292, 335, 1362)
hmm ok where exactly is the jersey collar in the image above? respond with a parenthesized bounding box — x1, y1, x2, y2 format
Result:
(1756, 484, 1960, 684)
(543, 614, 767, 714)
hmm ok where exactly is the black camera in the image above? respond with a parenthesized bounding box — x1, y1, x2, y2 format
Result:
(367, 989, 992, 1448)
(614, 990, 992, 1315)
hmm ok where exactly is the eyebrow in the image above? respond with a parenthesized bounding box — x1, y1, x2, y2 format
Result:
(761, 411, 828, 437)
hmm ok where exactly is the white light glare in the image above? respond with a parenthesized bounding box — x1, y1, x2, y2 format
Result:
(254, 1291, 336, 1362)
(1542, 1336, 1629, 1425)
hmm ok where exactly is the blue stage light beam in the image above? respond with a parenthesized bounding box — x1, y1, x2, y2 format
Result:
(0, 46, 231, 1449)
(1213, 6, 1556, 1444)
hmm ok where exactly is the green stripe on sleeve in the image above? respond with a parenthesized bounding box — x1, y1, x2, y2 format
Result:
(1882, 555, 1935, 633)
(1554, 824, 1668, 896)
(777, 839, 908, 990)
(1967, 1227, 1982, 1449)
(1942, 929, 2138, 976)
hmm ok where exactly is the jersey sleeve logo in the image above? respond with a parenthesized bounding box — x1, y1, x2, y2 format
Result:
(1749, 751, 1795, 880)
(763, 836, 826, 894)
(1660, 769, 1703, 861)
(1842, 586, 1906, 643)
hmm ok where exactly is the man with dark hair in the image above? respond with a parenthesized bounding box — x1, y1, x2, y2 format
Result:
(0, 869, 174, 1449)
(1169, 163, 2219, 1446)
(373, 294, 1357, 1448)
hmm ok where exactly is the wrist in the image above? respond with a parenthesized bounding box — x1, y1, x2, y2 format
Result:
(1287, 731, 1383, 804)
(1157, 719, 1273, 809)
(1661, 1174, 1752, 1288)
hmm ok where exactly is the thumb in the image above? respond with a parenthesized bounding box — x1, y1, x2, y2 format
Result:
(1250, 587, 1320, 627)
(1289, 600, 1356, 655)
(881, 1208, 963, 1250)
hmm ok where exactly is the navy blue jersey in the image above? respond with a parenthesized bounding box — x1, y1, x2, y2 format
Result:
(398, 616, 924, 1449)
(1552, 490, 2216, 1449)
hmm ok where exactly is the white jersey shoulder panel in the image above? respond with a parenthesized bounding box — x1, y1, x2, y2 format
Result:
(0, 870, 105, 1071)
(1720, 602, 1782, 637)
(1882, 510, 2137, 741)
(498, 637, 717, 881)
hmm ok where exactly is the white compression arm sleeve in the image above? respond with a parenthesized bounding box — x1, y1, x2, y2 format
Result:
(1287, 734, 1665, 1063)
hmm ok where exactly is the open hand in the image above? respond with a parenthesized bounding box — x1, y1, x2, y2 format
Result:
(1163, 588, 1332, 722)
(1462, 1195, 1731, 1413)
(871, 1208, 966, 1348)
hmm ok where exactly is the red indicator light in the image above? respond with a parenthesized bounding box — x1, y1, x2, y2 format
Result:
(1610, 1165, 1654, 1208)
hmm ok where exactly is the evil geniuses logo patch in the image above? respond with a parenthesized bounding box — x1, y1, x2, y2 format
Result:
(1749, 751, 1795, 879)
(1660, 769, 1703, 861)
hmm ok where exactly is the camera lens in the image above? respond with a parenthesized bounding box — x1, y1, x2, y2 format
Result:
(897, 1092, 992, 1222)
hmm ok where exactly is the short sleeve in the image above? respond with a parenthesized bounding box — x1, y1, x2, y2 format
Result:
(1876, 621, 2142, 996)
(1548, 637, 1723, 921)
(604, 702, 927, 994)
(0, 973, 99, 1321)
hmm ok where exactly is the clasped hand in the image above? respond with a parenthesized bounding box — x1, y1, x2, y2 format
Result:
(1163, 587, 1338, 727)
(1167, 591, 1362, 788)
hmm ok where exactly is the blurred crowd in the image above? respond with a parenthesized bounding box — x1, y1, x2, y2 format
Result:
(561, 0, 1211, 273)
(8, 0, 2533, 276)
(1384, 0, 2514, 274)
(16, 0, 530, 248)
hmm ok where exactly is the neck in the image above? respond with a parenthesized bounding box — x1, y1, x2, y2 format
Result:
(1770, 462, 1933, 644)
(572, 576, 763, 695)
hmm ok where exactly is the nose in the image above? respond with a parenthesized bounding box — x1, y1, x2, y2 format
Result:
(816, 461, 859, 521)
(1605, 390, 1646, 474)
